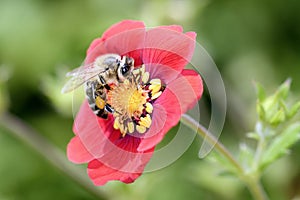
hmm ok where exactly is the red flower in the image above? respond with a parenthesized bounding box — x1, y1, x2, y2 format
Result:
(67, 20, 203, 185)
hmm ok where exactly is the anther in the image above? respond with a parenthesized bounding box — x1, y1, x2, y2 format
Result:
(142, 72, 150, 83)
(127, 122, 134, 134)
(139, 114, 152, 128)
(113, 117, 120, 129)
(145, 102, 153, 113)
(123, 79, 130, 85)
(151, 91, 162, 100)
(149, 79, 161, 93)
(140, 65, 145, 74)
(108, 64, 164, 136)
(136, 125, 146, 134)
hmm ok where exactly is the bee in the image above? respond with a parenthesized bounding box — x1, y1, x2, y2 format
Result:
(61, 54, 134, 119)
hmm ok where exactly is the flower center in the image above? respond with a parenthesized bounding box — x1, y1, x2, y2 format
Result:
(107, 65, 164, 136)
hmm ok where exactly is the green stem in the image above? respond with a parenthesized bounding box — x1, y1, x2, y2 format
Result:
(180, 114, 268, 200)
(253, 134, 265, 170)
(181, 114, 243, 173)
(0, 112, 110, 200)
(245, 177, 269, 200)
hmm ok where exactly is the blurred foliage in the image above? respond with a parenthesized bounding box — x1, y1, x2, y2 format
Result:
(211, 80, 300, 199)
(0, 66, 11, 114)
(0, 0, 300, 200)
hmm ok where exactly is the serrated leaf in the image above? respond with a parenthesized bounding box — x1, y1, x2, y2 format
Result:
(260, 123, 300, 170)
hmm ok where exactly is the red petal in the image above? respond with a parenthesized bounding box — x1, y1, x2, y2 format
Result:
(73, 101, 111, 158)
(169, 69, 204, 113)
(69, 22, 201, 185)
(158, 25, 183, 32)
(102, 20, 145, 41)
(73, 101, 154, 178)
(87, 159, 141, 185)
(137, 70, 203, 151)
(137, 88, 182, 151)
(85, 20, 145, 65)
(91, 133, 154, 174)
(67, 136, 94, 164)
(87, 20, 145, 55)
(143, 27, 196, 83)
(87, 135, 154, 185)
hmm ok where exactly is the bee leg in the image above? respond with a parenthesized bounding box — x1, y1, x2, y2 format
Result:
(104, 104, 114, 114)
(99, 75, 111, 90)
(96, 109, 108, 119)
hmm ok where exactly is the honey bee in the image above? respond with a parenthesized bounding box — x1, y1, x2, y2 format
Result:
(61, 54, 134, 119)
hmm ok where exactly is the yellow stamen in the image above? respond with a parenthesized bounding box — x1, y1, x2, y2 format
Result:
(127, 122, 134, 133)
(136, 125, 146, 134)
(132, 69, 139, 75)
(151, 91, 162, 100)
(140, 64, 145, 74)
(149, 79, 161, 93)
(128, 90, 147, 116)
(135, 74, 141, 82)
(142, 72, 150, 83)
(145, 102, 153, 113)
(123, 79, 130, 85)
(139, 114, 152, 128)
(113, 117, 120, 129)
(107, 65, 164, 136)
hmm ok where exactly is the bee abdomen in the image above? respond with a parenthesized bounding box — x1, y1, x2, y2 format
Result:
(85, 81, 108, 119)
(85, 85, 96, 106)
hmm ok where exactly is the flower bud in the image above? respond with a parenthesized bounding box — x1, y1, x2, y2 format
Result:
(256, 79, 295, 126)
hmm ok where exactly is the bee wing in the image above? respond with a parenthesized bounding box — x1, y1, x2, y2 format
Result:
(65, 62, 98, 77)
(61, 64, 106, 93)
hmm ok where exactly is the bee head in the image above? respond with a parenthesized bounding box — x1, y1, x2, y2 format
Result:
(118, 56, 134, 81)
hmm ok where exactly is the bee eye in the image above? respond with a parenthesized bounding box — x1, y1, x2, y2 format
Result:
(121, 66, 129, 75)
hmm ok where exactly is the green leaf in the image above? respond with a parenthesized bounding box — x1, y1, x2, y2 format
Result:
(260, 123, 300, 170)
(256, 102, 266, 122)
(257, 79, 293, 125)
(276, 78, 291, 100)
(288, 101, 300, 119)
(254, 82, 266, 102)
(269, 109, 285, 126)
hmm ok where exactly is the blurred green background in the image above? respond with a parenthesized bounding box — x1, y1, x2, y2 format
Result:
(0, 0, 300, 199)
